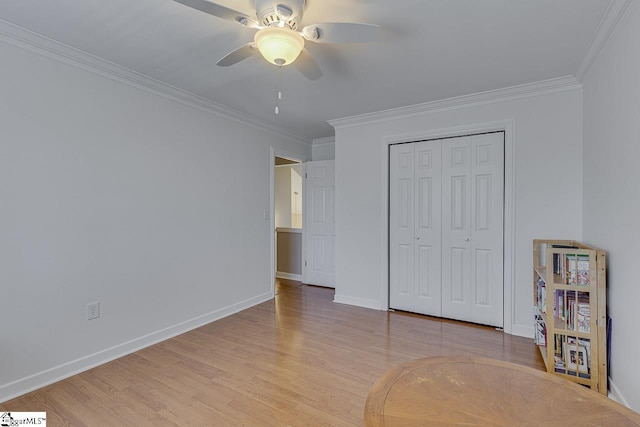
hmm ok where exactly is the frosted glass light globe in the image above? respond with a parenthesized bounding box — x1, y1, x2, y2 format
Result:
(254, 27, 304, 66)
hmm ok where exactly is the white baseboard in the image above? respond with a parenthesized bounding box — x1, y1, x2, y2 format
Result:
(333, 294, 384, 311)
(276, 272, 302, 281)
(510, 323, 534, 338)
(0, 291, 273, 404)
(608, 377, 631, 408)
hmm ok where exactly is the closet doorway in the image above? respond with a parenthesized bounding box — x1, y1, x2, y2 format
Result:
(389, 132, 505, 327)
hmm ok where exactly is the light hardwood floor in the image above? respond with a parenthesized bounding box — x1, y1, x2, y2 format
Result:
(1, 283, 544, 426)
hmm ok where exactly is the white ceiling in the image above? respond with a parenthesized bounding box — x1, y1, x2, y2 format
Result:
(0, 0, 612, 141)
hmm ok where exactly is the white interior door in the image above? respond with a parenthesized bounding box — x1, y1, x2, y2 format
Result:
(304, 160, 335, 287)
(389, 144, 415, 311)
(389, 142, 442, 315)
(390, 132, 504, 328)
(442, 133, 504, 327)
(441, 136, 473, 321)
(469, 133, 504, 326)
(414, 142, 443, 315)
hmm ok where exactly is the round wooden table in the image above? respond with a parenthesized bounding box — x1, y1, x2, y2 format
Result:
(365, 356, 640, 426)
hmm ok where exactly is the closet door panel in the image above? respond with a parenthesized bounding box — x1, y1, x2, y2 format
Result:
(441, 137, 472, 322)
(469, 133, 504, 327)
(414, 141, 442, 316)
(389, 144, 415, 311)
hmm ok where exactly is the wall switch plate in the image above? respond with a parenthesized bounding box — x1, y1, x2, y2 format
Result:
(87, 302, 100, 320)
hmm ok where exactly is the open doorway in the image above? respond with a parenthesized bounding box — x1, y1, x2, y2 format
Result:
(274, 156, 303, 294)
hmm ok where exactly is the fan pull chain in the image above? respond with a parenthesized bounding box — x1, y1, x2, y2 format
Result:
(275, 65, 283, 115)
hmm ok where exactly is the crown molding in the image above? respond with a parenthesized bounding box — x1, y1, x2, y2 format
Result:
(0, 18, 311, 147)
(576, 0, 635, 82)
(312, 136, 335, 146)
(329, 76, 581, 130)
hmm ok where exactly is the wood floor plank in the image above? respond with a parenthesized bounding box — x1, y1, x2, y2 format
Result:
(1, 284, 544, 425)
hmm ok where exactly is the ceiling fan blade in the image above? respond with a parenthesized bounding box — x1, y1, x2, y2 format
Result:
(217, 43, 257, 67)
(302, 22, 380, 44)
(292, 49, 322, 80)
(174, 0, 260, 28)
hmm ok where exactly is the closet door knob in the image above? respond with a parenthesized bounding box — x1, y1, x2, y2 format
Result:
(415, 236, 420, 240)
(465, 238, 470, 242)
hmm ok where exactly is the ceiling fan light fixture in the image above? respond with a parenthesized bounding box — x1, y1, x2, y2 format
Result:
(254, 26, 304, 66)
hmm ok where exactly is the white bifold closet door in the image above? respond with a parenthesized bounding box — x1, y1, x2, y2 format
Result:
(389, 140, 443, 316)
(389, 132, 504, 327)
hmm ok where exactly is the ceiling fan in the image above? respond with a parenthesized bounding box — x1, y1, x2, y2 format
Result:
(173, 0, 380, 80)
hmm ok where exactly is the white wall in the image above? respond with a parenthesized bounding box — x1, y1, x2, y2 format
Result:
(312, 137, 336, 161)
(0, 38, 310, 401)
(332, 87, 583, 335)
(276, 230, 302, 276)
(275, 166, 292, 228)
(274, 164, 303, 229)
(291, 164, 303, 228)
(582, 3, 640, 411)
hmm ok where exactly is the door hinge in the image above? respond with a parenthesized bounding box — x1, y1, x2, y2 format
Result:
(305, 172, 308, 179)
(305, 260, 307, 266)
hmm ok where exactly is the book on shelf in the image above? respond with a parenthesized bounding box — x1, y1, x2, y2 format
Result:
(576, 303, 590, 333)
(553, 253, 562, 275)
(566, 254, 590, 285)
(578, 257, 590, 285)
(551, 245, 579, 275)
(535, 315, 546, 346)
(567, 342, 589, 373)
(553, 289, 590, 332)
(553, 252, 590, 285)
(536, 278, 546, 313)
(553, 335, 591, 378)
(554, 289, 564, 320)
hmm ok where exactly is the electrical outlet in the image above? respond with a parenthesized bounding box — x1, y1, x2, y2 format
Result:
(87, 302, 100, 320)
